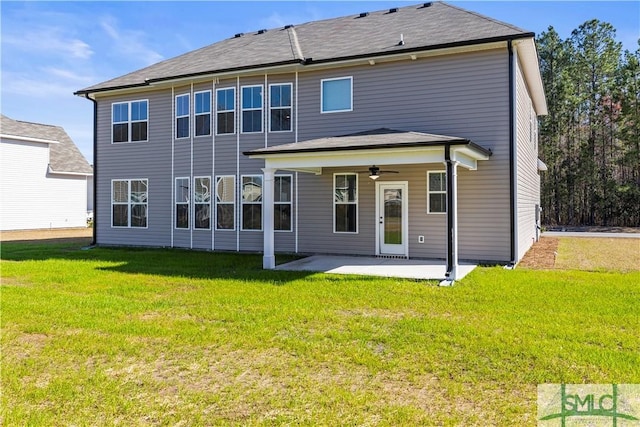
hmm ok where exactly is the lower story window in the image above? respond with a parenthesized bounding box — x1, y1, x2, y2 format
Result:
(194, 177, 211, 229)
(175, 177, 189, 228)
(334, 173, 357, 233)
(427, 171, 446, 214)
(274, 175, 292, 231)
(242, 175, 263, 230)
(112, 179, 148, 228)
(215, 176, 235, 230)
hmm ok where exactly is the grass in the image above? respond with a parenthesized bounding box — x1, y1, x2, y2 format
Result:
(1, 240, 639, 425)
(555, 237, 640, 272)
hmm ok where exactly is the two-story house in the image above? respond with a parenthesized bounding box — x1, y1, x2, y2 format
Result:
(75, 2, 547, 280)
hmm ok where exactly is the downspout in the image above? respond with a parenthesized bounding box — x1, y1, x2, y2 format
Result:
(84, 94, 97, 246)
(507, 40, 517, 268)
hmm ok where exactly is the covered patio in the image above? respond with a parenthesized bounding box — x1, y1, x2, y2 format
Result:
(245, 128, 492, 284)
(276, 255, 477, 282)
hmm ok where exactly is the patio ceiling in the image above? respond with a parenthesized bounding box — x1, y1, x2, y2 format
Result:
(244, 128, 492, 172)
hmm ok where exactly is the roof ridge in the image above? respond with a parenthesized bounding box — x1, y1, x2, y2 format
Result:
(438, 1, 530, 34)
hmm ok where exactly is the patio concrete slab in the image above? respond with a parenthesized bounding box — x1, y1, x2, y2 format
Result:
(276, 255, 477, 281)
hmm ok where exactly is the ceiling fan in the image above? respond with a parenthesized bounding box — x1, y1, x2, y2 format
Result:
(356, 165, 399, 180)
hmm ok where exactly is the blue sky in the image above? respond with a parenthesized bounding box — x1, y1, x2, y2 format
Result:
(1, 1, 638, 162)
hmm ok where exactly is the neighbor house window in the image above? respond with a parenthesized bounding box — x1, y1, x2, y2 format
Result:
(112, 100, 148, 143)
(194, 177, 211, 229)
(274, 175, 292, 231)
(215, 175, 235, 230)
(334, 173, 357, 233)
(242, 175, 263, 230)
(112, 179, 148, 228)
(175, 177, 190, 228)
(195, 91, 211, 136)
(175, 94, 190, 139)
(428, 171, 446, 214)
(216, 88, 235, 135)
(241, 85, 263, 133)
(269, 83, 292, 132)
(321, 77, 352, 113)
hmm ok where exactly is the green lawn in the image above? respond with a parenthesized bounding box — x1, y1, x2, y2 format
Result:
(1, 241, 639, 425)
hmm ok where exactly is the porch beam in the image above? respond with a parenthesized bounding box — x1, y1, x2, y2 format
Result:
(262, 167, 276, 269)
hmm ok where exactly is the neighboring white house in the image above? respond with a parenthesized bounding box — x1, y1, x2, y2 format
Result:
(0, 115, 93, 231)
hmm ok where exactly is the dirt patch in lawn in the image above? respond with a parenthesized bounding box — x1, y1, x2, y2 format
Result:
(1, 227, 92, 244)
(518, 237, 559, 269)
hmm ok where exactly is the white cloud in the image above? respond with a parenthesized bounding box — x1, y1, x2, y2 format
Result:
(99, 16, 164, 66)
(2, 27, 93, 60)
(1, 72, 77, 98)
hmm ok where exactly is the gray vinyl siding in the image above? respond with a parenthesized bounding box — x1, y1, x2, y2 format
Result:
(96, 48, 517, 263)
(297, 49, 511, 262)
(515, 58, 541, 261)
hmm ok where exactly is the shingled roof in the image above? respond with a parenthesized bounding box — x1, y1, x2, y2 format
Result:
(0, 115, 93, 175)
(76, 1, 533, 95)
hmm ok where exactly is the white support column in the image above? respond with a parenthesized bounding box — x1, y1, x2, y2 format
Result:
(450, 160, 459, 280)
(262, 167, 276, 269)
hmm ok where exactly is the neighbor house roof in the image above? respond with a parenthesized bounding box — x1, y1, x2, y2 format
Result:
(0, 115, 93, 175)
(245, 128, 492, 157)
(76, 1, 534, 95)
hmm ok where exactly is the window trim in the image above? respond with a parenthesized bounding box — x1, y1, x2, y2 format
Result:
(194, 176, 212, 230)
(215, 87, 236, 135)
(215, 175, 236, 231)
(110, 178, 148, 228)
(111, 99, 149, 144)
(321, 76, 353, 114)
(175, 177, 190, 229)
(241, 174, 263, 231)
(427, 170, 447, 214)
(175, 93, 190, 140)
(268, 83, 293, 133)
(333, 173, 358, 234)
(240, 85, 263, 134)
(274, 174, 293, 232)
(194, 90, 212, 137)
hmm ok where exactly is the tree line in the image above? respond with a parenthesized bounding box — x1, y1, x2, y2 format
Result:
(537, 21, 639, 227)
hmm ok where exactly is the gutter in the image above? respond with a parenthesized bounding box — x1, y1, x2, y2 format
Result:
(507, 40, 516, 268)
(84, 94, 98, 246)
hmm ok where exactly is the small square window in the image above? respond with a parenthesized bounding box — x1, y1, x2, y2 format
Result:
(321, 77, 352, 113)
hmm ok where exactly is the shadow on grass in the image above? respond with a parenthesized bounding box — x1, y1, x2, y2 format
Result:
(1, 239, 315, 284)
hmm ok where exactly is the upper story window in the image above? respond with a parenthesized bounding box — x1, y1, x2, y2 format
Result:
(334, 173, 357, 233)
(321, 77, 352, 113)
(269, 83, 292, 132)
(216, 88, 235, 135)
(112, 100, 148, 143)
(175, 94, 190, 139)
(195, 91, 211, 137)
(427, 171, 446, 214)
(112, 179, 148, 227)
(241, 85, 263, 133)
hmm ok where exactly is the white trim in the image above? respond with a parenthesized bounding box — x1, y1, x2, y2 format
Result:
(171, 87, 175, 246)
(211, 80, 216, 249)
(240, 174, 264, 231)
(194, 89, 212, 137)
(0, 134, 58, 145)
(320, 76, 353, 113)
(47, 165, 92, 177)
(215, 175, 236, 231)
(175, 93, 190, 139)
(111, 99, 149, 144)
(333, 172, 358, 234)
(427, 170, 447, 214)
(174, 176, 190, 230)
(375, 181, 409, 257)
(215, 86, 236, 135)
(194, 176, 212, 230)
(240, 84, 264, 134)
(268, 82, 293, 133)
(236, 77, 240, 251)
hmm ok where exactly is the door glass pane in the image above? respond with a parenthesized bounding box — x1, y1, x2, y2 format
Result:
(384, 188, 402, 244)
